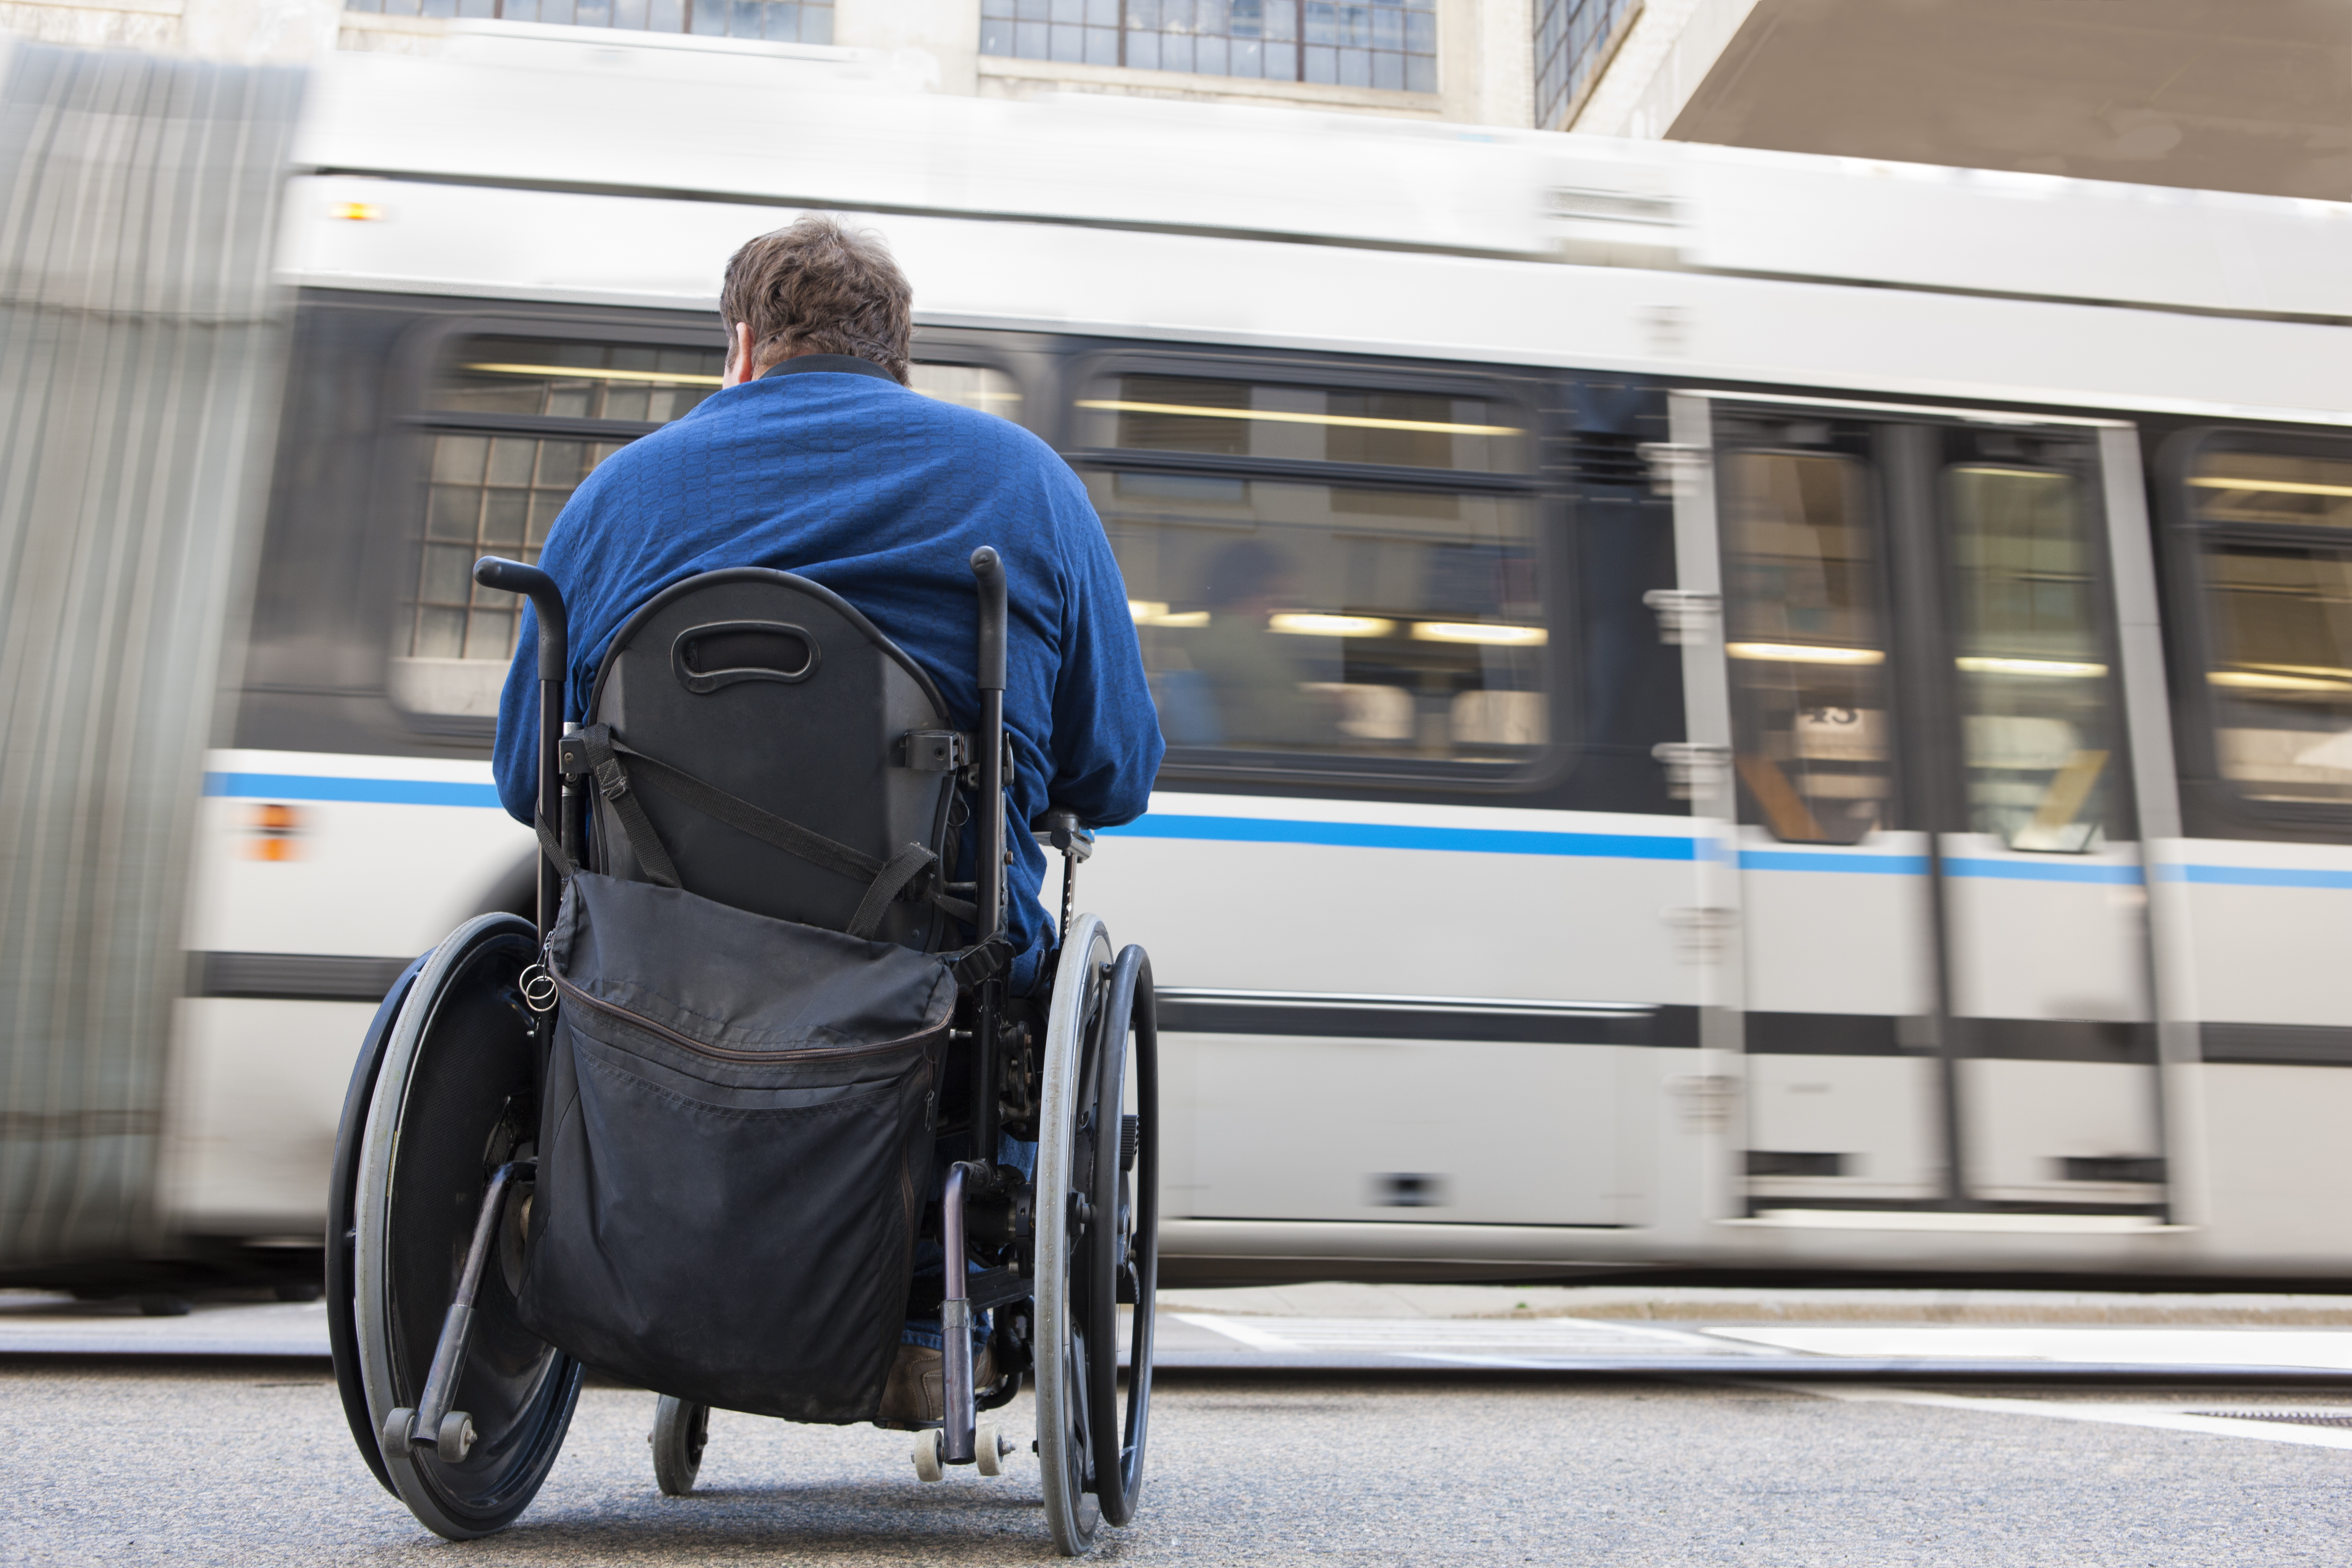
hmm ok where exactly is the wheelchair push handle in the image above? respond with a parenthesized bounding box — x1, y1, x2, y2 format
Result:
(475, 557, 568, 681)
(969, 547, 1008, 694)
(476, 556, 573, 939)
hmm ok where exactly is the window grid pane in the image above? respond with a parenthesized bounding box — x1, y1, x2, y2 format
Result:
(979, 0, 1436, 91)
(401, 335, 724, 718)
(401, 350, 1020, 717)
(1534, 0, 1639, 130)
(342, 0, 833, 41)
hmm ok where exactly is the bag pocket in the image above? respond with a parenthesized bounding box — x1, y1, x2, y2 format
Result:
(517, 873, 952, 1423)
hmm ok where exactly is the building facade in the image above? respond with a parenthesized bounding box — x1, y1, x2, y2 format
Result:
(1, 0, 2342, 197)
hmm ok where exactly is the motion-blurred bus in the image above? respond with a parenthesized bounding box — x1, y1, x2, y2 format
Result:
(6, 28, 2348, 1292)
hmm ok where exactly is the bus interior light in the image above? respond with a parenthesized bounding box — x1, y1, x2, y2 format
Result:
(1270, 613, 1395, 637)
(1411, 622, 1547, 646)
(462, 362, 725, 387)
(1129, 601, 1208, 628)
(1727, 642, 1885, 665)
(1075, 399, 1519, 437)
(1956, 656, 2108, 678)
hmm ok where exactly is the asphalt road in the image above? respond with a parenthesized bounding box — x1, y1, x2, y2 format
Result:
(8, 1358, 2352, 1565)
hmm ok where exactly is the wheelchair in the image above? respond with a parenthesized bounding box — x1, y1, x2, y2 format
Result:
(326, 549, 1159, 1555)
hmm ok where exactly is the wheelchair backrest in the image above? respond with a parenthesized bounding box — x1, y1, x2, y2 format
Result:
(583, 569, 957, 951)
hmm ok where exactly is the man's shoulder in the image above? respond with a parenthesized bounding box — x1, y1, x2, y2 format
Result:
(877, 381, 1069, 473)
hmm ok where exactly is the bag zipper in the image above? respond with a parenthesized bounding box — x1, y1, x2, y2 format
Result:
(549, 969, 941, 1064)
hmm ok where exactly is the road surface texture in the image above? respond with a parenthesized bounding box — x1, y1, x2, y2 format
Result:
(9, 1285, 2352, 1565)
(10, 1359, 2352, 1563)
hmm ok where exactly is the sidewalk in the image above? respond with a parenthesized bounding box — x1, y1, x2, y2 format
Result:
(14, 1284, 2352, 1377)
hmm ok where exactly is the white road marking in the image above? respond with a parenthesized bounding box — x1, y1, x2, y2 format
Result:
(1705, 1325, 2352, 1372)
(1170, 1313, 1756, 1357)
(1771, 1381, 2352, 1451)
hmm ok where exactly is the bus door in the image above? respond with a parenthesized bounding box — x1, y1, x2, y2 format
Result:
(1661, 393, 2167, 1219)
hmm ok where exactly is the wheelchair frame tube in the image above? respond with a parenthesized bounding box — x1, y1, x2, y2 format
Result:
(475, 557, 569, 937)
(969, 547, 1008, 943)
(941, 1161, 983, 1465)
(969, 548, 1010, 1174)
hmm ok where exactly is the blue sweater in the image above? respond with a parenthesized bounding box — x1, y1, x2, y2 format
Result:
(493, 355, 1163, 989)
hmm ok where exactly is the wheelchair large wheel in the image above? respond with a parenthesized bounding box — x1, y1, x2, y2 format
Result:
(1033, 915, 1159, 1555)
(350, 914, 584, 1540)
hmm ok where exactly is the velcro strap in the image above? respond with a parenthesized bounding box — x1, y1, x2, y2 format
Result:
(533, 812, 573, 879)
(845, 841, 939, 941)
(577, 724, 966, 934)
(591, 755, 631, 800)
(575, 725, 681, 889)
(944, 934, 1016, 989)
(600, 729, 884, 885)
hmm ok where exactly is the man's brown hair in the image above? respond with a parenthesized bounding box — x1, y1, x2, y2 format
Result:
(720, 215, 913, 385)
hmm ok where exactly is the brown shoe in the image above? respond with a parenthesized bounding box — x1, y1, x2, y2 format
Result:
(875, 1341, 997, 1426)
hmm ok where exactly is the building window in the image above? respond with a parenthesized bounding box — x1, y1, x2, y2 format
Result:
(341, 0, 833, 45)
(981, 0, 1437, 94)
(1534, 0, 1637, 130)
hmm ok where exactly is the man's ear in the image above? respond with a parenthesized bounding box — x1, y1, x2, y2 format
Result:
(722, 320, 756, 388)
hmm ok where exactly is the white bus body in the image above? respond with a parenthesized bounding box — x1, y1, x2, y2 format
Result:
(165, 32, 2352, 1287)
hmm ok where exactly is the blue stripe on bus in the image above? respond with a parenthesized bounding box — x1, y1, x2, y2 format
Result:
(1941, 857, 2144, 885)
(1738, 851, 1928, 875)
(1101, 815, 1698, 861)
(192, 777, 2352, 893)
(204, 772, 505, 810)
(2156, 863, 2352, 890)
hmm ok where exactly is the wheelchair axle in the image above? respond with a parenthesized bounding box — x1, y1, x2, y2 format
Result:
(381, 1158, 533, 1466)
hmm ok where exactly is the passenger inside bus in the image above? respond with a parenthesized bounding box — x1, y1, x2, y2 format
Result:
(1184, 539, 1341, 747)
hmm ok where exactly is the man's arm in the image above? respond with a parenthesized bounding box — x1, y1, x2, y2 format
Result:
(1046, 495, 1165, 829)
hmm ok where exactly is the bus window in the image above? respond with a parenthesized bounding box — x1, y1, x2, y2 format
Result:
(1078, 372, 1543, 774)
(2193, 448, 2352, 805)
(1720, 451, 1892, 844)
(1944, 466, 2118, 851)
(908, 363, 1021, 419)
(1078, 375, 1527, 473)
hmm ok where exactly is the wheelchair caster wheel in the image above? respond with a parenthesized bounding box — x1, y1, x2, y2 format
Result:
(650, 1396, 709, 1496)
(912, 1427, 945, 1483)
(976, 1423, 1012, 1476)
(437, 1412, 476, 1463)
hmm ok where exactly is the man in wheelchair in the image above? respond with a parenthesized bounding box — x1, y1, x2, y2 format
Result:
(491, 214, 1161, 1418)
(492, 215, 1162, 996)
(328, 216, 1166, 1554)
